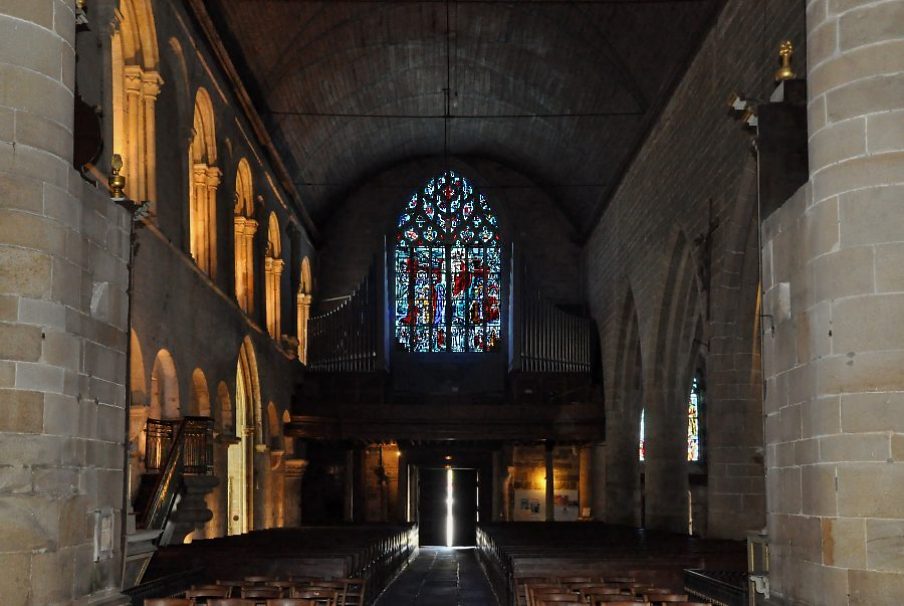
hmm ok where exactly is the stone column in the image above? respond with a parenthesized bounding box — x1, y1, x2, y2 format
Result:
(591, 442, 606, 521)
(123, 65, 142, 200)
(205, 166, 221, 279)
(397, 450, 409, 523)
(192, 164, 209, 267)
(244, 218, 258, 312)
(344, 448, 355, 522)
(545, 442, 555, 522)
(759, 3, 904, 603)
(491, 450, 503, 521)
(140, 70, 162, 205)
(0, 3, 130, 602)
(579, 444, 591, 519)
(283, 458, 308, 527)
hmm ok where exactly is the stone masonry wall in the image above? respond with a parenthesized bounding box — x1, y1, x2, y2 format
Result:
(761, 1, 904, 603)
(584, 0, 805, 538)
(0, 2, 131, 603)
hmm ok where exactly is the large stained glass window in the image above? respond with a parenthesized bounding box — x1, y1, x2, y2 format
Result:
(688, 372, 703, 461)
(395, 171, 502, 353)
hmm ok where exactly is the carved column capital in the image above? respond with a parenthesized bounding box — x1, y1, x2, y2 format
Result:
(140, 70, 164, 99)
(285, 458, 310, 479)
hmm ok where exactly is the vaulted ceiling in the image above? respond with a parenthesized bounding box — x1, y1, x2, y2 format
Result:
(203, 0, 720, 236)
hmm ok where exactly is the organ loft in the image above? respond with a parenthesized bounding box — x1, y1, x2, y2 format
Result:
(0, 0, 902, 604)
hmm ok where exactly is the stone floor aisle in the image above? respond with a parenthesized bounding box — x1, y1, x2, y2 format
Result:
(374, 547, 498, 606)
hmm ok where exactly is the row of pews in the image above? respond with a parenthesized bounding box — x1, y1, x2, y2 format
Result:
(476, 523, 748, 606)
(129, 525, 417, 605)
(142, 575, 365, 605)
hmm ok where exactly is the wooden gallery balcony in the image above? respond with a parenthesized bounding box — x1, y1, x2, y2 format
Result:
(291, 261, 604, 444)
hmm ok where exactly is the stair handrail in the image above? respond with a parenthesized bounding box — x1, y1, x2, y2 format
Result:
(140, 416, 214, 531)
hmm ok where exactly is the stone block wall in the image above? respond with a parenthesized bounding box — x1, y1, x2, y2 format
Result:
(584, 0, 805, 538)
(760, 1, 904, 603)
(0, 2, 131, 603)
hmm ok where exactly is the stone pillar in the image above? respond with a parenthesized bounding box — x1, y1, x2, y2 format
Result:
(591, 442, 606, 521)
(205, 167, 221, 279)
(166, 475, 220, 545)
(759, 3, 904, 603)
(0, 3, 131, 602)
(123, 65, 143, 199)
(491, 450, 503, 521)
(140, 71, 162, 205)
(344, 448, 355, 522)
(545, 442, 555, 522)
(397, 450, 409, 523)
(191, 164, 208, 267)
(579, 444, 592, 519)
(283, 458, 308, 527)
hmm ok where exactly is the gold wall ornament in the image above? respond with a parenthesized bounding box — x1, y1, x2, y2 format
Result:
(109, 154, 126, 199)
(775, 41, 796, 82)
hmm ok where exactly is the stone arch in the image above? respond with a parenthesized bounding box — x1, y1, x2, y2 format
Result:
(190, 368, 211, 417)
(228, 337, 262, 535)
(237, 337, 263, 444)
(643, 230, 703, 533)
(234, 158, 257, 314)
(129, 329, 148, 407)
(111, 0, 162, 204)
(267, 402, 281, 450)
(606, 288, 644, 526)
(297, 256, 313, 363)
(149, 349, 179, 420)
(265, 213, 285, 340)
(189, 87, 220, 277)
(216, 381, 232, 434)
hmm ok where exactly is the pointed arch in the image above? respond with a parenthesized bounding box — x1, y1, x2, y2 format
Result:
(129, 329, 148, 407)
(603, 285, 644, 526)
(234, 158, 257, 314)
(229, 337, 262, 535)
(297, 256, 313, 363)
(643, 230, 704, 532)
(189, 88, 220, 277)
(111, 0, 163, 205)
(265, 213, 285, 341)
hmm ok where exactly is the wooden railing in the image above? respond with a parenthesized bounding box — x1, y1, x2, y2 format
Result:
(308, 266, 379, 372)
(141, 416, 214, 529)
(519, 288, 592, 373)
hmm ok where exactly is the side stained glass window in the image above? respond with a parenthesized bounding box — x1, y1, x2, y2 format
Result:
(639, 409, 645, 461)
(688, 372, 703, 461)
(395, 171, 502, 352)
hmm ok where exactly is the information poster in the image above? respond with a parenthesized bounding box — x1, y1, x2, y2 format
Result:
(513, 489, 545, 521)
(553, 489, 579, 521)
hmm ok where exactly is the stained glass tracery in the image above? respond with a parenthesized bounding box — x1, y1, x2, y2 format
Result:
(395, 172, 502, 352)
(688, 372, 702, 461)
